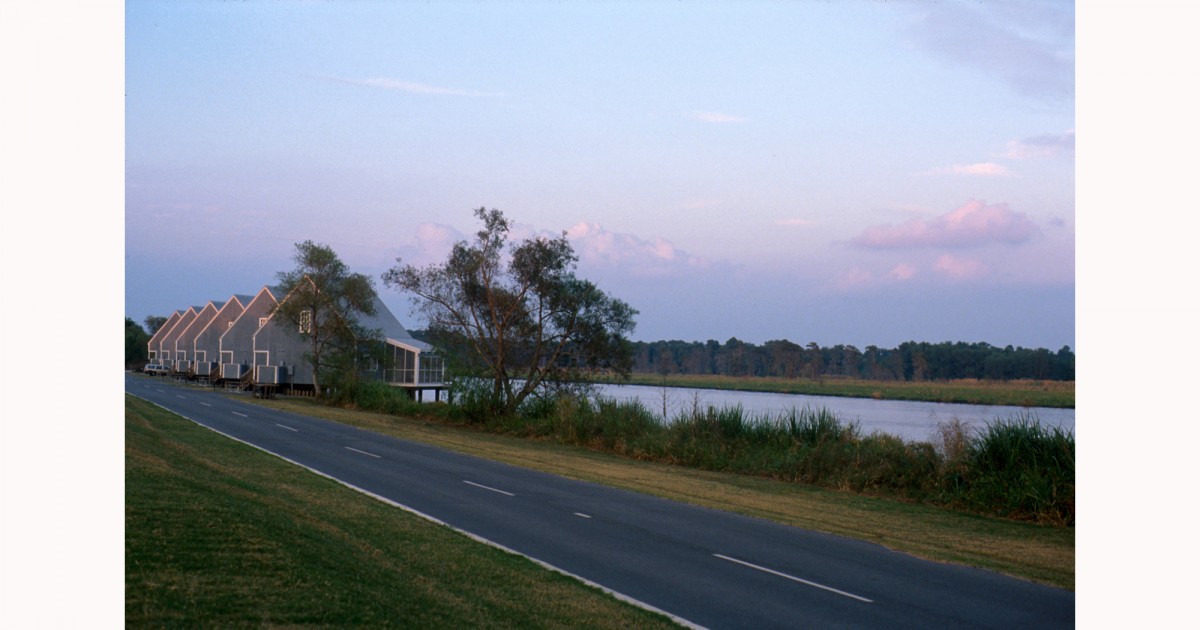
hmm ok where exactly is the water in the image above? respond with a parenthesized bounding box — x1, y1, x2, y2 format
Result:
(591, 383, 1075, 443)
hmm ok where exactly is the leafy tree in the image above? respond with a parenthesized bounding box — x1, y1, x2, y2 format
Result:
(384, 208, 637, 417)
(125, 317, 151, 367)
(143, 315, 168, 335)
(273, 240, 379, 399)
(803, 342, 824, 380)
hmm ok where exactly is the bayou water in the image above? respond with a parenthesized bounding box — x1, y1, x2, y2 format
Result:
(592, 383, 1075, 443)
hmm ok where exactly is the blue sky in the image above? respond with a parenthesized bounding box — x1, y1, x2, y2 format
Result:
(11, 4, 1200, 624)
(125, 1, 1075, 349)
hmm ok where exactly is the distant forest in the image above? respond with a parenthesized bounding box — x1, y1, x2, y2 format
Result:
(628, 339, 1075, 382)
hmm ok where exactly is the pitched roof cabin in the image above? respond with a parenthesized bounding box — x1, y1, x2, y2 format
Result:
(193, 295, 252, 378)
(218, 286, 282, 381)
(146, 310, 183, 363)
(147, 280, 445, 398)
(159, 307, 201, 371)
(175, 300, 224, 373)
(253, 284, 443, 391)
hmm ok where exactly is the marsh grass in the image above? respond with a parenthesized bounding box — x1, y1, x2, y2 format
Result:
(522, 395, 1073, 525)
(334, 380, 1074, 524)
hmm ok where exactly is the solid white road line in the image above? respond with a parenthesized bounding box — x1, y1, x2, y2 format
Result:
(713, 554, 873, 603)
(463, 480, 515, 496)
(200, 402, 212, 407)
(345, 446, 381, 458)
(232, 411, 248, 418)
(574, 512, 592, 519)
(275, 423, 298, 432)
(176, 395, 186, 399)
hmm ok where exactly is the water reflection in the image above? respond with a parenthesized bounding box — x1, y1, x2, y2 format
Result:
(591, 383, 1075, 443)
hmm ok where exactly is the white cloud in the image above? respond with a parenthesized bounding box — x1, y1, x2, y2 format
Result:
(686, 110, 747, 124)
(920, 162, 1015, 177)
(323, 75, 504, 97)
(901, 2, 1073, 100)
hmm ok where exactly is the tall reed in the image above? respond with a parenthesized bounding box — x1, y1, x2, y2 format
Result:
(331, 386, 1074, 524)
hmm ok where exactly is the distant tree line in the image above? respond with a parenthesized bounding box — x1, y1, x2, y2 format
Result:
(627, 339, 1074, 382)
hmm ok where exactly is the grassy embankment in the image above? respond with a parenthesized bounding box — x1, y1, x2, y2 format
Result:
(125, 395, 679, 628)
(239, 384, 1074, 590)
(603, 374, 1075, 408)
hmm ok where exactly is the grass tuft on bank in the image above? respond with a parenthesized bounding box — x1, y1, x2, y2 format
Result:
(328, 379, 1074, 525)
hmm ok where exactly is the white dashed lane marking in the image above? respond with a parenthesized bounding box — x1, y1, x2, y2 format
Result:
(713, 554, 873, 603)
(463, 480, 515, 496)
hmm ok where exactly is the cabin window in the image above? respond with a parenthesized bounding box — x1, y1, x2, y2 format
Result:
(419, 355, 445, 384)
(384, 345, 417, 384)
(299, 309, 312, 334)
(259, 317, 269, 329)
(221, 351, 233, 364)
(195, 351, 206, 363)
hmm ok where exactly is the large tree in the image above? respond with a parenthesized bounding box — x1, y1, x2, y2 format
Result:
(125, 317, 151, 367)
(384, 208, 637, 416)
(143, 315, 168, 335)
(274, 240, 378, 398)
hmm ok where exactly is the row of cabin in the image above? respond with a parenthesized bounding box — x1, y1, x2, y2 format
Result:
(145, 283, 445, 396)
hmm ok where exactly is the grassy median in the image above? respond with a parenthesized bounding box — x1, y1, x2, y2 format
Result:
(125, 395, 680, 628)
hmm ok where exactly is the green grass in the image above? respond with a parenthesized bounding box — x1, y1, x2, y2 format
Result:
(503, 398, 1074, 525)
(125, 395, 680, 628)
(603, 373, 1075, 408)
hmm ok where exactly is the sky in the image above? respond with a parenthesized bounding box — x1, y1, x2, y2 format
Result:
(125, 0, 1075, 350)
(10, 5, 1200, 625)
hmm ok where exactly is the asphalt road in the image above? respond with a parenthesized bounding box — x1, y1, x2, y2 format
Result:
(126, 374, 1074, 629)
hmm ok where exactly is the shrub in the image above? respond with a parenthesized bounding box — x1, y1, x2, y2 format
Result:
(958, 414, 1075, 524)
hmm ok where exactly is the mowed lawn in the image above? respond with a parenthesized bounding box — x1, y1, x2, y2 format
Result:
(125, 395, 679, 628)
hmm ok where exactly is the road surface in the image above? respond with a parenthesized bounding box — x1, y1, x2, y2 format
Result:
(126, 374, 1073, 629)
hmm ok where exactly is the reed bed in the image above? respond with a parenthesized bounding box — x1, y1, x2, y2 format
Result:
(335, 382, 1074, 525)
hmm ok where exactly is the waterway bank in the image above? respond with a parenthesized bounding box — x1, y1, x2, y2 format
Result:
(594, 374, 1074, 409)
(591, 382, 1074, 443)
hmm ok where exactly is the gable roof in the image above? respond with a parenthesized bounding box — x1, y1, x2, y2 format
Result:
(359, 295, 431, 352)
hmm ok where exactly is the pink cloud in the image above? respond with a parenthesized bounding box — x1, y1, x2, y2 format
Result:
(851, 199, 1039, 249)
(888, 263, 918, 281)
(833, 268, 875, 291)
(933, 254, 989, 280)
(566, 222, 707, 277)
